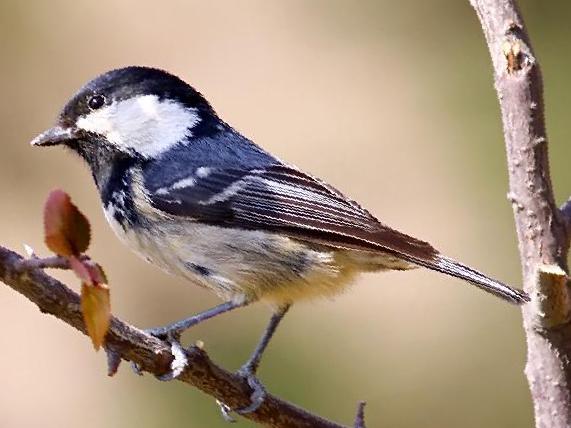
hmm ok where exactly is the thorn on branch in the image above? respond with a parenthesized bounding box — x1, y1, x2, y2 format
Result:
(353, 401, 367, 428)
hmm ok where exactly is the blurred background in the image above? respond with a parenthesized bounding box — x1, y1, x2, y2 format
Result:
(0, 1, 570, 427)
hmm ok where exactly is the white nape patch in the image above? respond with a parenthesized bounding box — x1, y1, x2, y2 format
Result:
(76, 94, 200, 158)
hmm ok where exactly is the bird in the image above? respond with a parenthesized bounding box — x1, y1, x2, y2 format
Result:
(31, 66, 529, 413)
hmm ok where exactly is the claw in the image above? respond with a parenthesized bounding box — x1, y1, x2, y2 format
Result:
(143, 325, 179, 339)
(215, 368, 266, 422)
(128, 300, 247, 380)
(130, 329, 188, 381)
(131, 361, 144, 376)
(156, 339, 188, 381)
(235, 372, 266, 415)
(234, 364, 267, 414)
(216, 400, 237, 423)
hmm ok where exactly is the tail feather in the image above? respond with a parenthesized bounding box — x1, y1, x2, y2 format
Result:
(413, 255, 529, 305)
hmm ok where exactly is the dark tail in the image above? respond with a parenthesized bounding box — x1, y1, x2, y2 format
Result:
(414, 255, 529, 305)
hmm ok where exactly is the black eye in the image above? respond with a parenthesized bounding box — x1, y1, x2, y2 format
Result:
(87, 95, 105, 110)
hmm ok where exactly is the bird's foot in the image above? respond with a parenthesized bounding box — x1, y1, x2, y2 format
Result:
(143, 324, 185, 340)
(132, 329, 188, 381)
(216, 364, 266, 422)
(235, 365, 266, 414)
(129, 301, 247, 380)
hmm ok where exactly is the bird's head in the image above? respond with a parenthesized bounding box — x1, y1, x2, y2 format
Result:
(31, 66, 217, 164)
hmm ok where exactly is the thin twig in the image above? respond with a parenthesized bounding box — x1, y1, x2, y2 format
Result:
(15, 255, 70, 271)
(353, 401, 367, 428)
(0, 245, 350, 428)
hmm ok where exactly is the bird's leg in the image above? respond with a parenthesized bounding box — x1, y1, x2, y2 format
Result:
(239, 304, 291, 377)
(233, 304, 291, 415)
(133, 299, 249, 380)
(145, 300, 249, 339)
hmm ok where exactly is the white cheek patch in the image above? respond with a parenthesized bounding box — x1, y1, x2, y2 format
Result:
(76, 94, 200, 157)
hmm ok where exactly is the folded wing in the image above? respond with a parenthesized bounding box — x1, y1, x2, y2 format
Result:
(149, 164, 436, 259)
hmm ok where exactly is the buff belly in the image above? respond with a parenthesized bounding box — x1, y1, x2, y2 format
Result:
(104, 208, 414, 305)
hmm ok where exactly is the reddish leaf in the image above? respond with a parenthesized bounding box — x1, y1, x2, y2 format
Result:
(69, 257, 108, 286)
(44, 190, 91, 256)
(85, 262, 108, 284)
(69, 256, 93, 285)
(81, 283, 111, 350)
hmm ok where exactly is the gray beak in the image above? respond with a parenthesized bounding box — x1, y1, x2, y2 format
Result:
(31, 125, 81, 147)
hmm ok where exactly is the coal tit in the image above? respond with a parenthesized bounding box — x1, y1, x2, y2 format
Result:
(31, 66, 528, 409)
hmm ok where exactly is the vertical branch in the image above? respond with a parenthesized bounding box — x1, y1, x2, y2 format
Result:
(468, 1, 571, 427)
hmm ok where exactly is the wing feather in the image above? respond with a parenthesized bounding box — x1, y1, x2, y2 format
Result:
(148, 164, 437, 261)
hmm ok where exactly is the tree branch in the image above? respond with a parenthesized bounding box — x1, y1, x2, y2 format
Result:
(0, 245, 351, 428)
(468, 1, 571, 427)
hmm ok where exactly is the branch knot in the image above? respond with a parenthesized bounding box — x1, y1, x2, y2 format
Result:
(529, 264, 571, 329)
